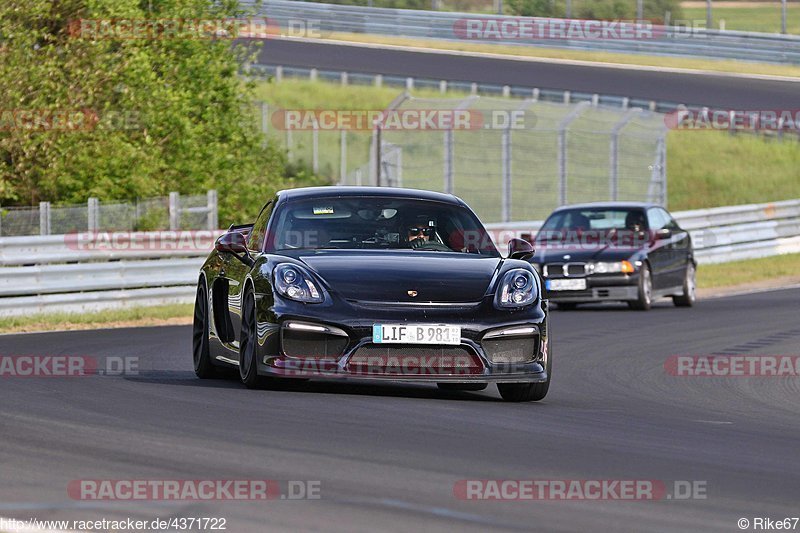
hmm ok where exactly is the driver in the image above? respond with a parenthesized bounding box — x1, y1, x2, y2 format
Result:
(407, 217, 436, 248)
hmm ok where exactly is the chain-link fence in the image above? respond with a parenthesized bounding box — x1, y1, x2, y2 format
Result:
(263, 93, 667, 224)
(0, 191, 218, 236)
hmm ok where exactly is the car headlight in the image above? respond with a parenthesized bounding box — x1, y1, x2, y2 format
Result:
(495, 268, 538, 308)
(588, 261, 634, 274)
(274, 264, 324, 303)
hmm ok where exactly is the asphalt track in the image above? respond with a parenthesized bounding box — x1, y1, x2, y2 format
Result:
(255, 39, 800, 108)
(1, 287, 799, 532)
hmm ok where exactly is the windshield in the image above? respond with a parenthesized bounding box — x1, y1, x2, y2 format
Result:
(267, 196, 499, 256)
(536, 207, 649, 245)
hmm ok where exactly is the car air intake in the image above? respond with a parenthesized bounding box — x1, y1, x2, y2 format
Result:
(482, 336, 538, 364)
(347, 345, 483, 376)
(281, 326, 348, 359)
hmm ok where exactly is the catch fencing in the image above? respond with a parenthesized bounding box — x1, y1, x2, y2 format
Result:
(0, 191, 219, 237)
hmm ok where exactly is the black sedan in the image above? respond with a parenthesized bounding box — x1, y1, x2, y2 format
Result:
(532, 202, 696, 310)
(193, 186, 551, 402)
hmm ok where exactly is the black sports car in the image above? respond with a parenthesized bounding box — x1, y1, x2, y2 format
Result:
(193, 187, 551, 402)
(532, 202, 696, 310)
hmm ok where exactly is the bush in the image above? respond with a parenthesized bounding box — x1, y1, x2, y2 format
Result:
(0, 0, 324, 225)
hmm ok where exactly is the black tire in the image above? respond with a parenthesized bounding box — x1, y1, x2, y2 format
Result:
(239, 287, 262, 389)
(555, 302, 577, 311)
(497, 334, 552, 402)
(437, 383, 488, 392)
(192, 279, 216, 379)
(628, 264, 653, 311)
(672, 262, 696, 307)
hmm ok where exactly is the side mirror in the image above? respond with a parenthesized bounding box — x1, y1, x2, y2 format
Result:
(654, 228, 672, 240)
(508, 238, 535, 261)
(215, 231, 253, 266)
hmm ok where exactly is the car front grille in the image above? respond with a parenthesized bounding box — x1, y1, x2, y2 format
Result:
(346, 344, 483, 376)
(482, 336, 539, 364)
(544, 262, 587, 278)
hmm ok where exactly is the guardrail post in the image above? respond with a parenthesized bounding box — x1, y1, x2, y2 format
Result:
(340, 130, 347, 183)
(87, 197, 99, 232)
(39, 202, 51, 236)
(374, 74, 382, 88)
(207, 190, 218, 230)
(275, 66, 283, 82)
(169, 192, 180, 231)
(557, 102, 590, 206)
(310, 68, 318, 82)
(406, 77, 414, 91)
(609, 109, 641, 201)
(340, 72, 348, 85)
(440, 80, 447, 94)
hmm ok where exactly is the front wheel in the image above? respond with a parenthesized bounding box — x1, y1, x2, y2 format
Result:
(672, 262, 696, 307)
(192, 279, 216, 379)
(497, 334, 552, 402)
(628, 264, 652, 311)
(239, 287, 262, 389)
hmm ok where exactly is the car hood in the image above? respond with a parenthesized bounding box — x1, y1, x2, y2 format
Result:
(534, 246, 639, 264)
(282, 250, 502, 303)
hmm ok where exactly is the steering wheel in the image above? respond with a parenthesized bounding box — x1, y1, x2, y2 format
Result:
(410, 239, 451, 251)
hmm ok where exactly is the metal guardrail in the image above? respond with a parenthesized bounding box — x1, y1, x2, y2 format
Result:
(251, 0, 800, 64)
(0, 199, 797, 316)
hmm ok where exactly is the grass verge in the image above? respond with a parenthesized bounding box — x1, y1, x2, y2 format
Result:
(0, 304, 193, 335)
(312, 33, 800, 78)
(682, 5, 800, 34)
(697, 252, 800, 288)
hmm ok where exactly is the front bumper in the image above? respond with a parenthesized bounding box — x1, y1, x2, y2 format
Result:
(254, 296, 549, 383)
(544, 273, 639, 303)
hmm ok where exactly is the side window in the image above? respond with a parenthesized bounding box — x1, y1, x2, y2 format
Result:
(659, 208, 680, 230)
(646, 208, 667, 231)
(247, 200, 274, 252)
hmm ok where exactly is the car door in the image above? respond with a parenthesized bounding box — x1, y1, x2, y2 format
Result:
(646, 208, 672, 290)
(660, 208, 691, 287)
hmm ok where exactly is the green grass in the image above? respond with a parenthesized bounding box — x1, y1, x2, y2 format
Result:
(698, 252, 800, 288)
(683, 5, 800, 34)
(667, 130, 800, 210)
(0, 304, 193, 334)
(258, 79, 800, 214)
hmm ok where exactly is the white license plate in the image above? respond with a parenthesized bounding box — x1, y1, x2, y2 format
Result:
(547, 278, 587, 291)
(373, 324, 461, 345)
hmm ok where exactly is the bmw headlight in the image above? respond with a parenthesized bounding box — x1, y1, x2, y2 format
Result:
(274, 264, 324, 303)
(495, 268, 538, 308)
(588, 261, 634, 274)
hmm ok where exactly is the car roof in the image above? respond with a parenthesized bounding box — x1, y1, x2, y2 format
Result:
(276, 186, 462, 205)
(550, 201, 661, 212)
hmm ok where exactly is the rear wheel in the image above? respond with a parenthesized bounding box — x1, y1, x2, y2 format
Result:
(672, 262, 696, 307)
(192, 279, 216, 379)
(239, 287, 262, 389)
(437, 383, 488, 392)
(628, 264, 652, 311)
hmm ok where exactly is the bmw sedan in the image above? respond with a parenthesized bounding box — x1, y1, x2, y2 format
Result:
(193, 186, 551, 402)
(533, 202, 696, 310)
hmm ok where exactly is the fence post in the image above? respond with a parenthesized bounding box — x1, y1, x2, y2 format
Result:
(609, 109, 641, 201)
(260, 102, 269, 148)
(207, 190, 218, 230)
(339, 129, 347, 184)
(286, 128, 293, 160)
(169, 192, 180, 231)
(501, 125, 512, 222)
(557, 102, 590, 206)
(443, 128, 454, 194)
(87, 197, 99, 232)
(39, 201, 51, 236)
(312, 123, 319, 174)
(370, 125, 381, 186)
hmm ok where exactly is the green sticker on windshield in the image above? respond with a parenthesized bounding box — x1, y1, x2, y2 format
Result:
(313, 206, 334, 215)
